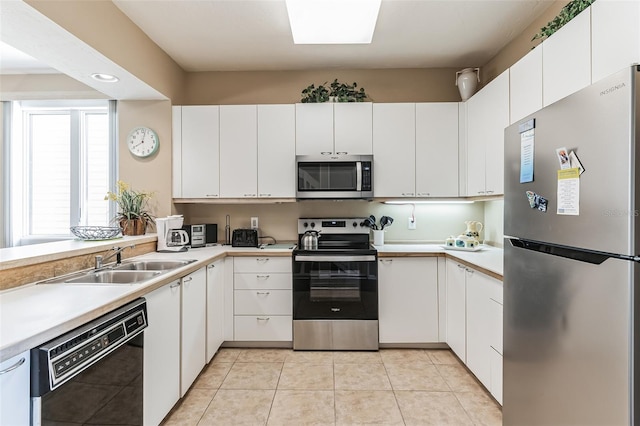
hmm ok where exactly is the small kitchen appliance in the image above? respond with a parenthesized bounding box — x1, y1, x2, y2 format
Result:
(182, 223, 217, 248)
(232, 228, 259, 247)
(157, 215, 189, 252)
(292, 217, 378, 350)
(296, 155, 373, 199)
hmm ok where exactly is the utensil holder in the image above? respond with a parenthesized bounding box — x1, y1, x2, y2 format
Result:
(372, 230, 384, 246)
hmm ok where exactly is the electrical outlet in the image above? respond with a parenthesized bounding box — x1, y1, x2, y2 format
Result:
(251, 217, 259, 229)
(408, 217, 416, 230)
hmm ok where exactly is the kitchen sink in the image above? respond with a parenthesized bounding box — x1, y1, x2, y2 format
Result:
(48, 270, 162, 285)
(113, 259, 197, 271)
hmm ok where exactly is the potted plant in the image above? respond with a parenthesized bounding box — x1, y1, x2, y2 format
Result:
(300, 82, 330, 103)
(105, 180, 155, 235)
(300, 79, 369, 103)
(532, 0, 595, 42)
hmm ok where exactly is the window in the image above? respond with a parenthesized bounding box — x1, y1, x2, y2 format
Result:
(5, 100, 116, 246)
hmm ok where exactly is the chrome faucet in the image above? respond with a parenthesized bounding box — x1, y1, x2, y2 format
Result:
(95, 244, 135, 269)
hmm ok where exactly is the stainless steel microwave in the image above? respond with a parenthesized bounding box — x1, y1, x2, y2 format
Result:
(296, 155, 373, 199)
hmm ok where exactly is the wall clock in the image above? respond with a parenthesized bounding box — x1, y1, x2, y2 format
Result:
(127, 126, 159, 158)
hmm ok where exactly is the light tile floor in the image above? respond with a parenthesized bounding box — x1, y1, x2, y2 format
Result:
(162, 348, 502, 426)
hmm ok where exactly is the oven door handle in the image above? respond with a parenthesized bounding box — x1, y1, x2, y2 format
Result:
(356, 161, 362, 191)
(294, 255, 376, 262)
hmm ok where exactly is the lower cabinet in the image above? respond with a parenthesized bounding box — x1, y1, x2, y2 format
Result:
(0, 350, 30, 425)
(181, 268, 207, 396)
(206, 259, 225, 362)
(144, 280, 181, 426)
(233, 257, 292, 341)
(378, 257, 440, 343)
(446, 258, 503, 404)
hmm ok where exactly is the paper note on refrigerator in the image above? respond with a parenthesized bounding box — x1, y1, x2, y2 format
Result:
(520, 129, 534, 183)
(557, 168, 580, 215)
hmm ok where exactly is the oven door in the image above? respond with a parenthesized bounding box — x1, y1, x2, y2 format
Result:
(293, 253, 378, 320)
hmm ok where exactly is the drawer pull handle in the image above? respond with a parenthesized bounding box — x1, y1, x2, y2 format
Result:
(208, 264, 216, 269)
(183, 277, 193, 283)
(256, 275, 270, 280)
(257, 317, 270, 321)
(380, 259, 392, 264)
(256, 291, 271, 295)
(170, 282, 181, 289)
(256, 258, 269, 263)
(0, 357, 25, 375)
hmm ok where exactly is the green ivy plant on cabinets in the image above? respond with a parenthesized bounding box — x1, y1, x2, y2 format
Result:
(532, 0, 595, 42)
(300, 79, 369, 103)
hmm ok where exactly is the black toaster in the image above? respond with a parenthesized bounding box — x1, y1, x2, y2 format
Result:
(232, 228, 259, 247)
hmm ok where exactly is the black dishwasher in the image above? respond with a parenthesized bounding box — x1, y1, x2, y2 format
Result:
(31, 298, 147, 426)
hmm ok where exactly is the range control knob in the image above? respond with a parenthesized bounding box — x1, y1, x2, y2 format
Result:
(303, 222, 308, 228)
(352, 221, 358, 227)
(310, 222, 316, 228)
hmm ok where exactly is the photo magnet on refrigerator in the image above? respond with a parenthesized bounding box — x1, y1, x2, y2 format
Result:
(526, 191, 548, 212)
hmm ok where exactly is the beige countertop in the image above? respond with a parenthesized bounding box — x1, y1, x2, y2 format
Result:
(0, 241, 502, 362)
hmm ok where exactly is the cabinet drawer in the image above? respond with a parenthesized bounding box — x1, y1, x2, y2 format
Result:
(234, 315, 292, 341)
(234, 289, 292, 315)
(234, 273, 292, 290)
(233, 257, 291, 273)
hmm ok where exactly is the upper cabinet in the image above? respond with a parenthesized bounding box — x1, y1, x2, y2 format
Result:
(219, 105, 257, 198)
(464, 70, 509, 197)
(173, 105, 220, 199)
(257, 105, 296, 198)
(373, 103, 416, 197)
(415, 103, 459, 197)
(296, 103, 373, 156)
(509, 46, 543, 125)
(591, 0, 640, 83)
(542, 8, 591, 107)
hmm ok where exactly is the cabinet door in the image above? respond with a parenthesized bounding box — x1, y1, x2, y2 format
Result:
(207, 260, 225, 363)
(446, 260, 466, 362)
(334, 103, 373, 155)
(415, 103, 459, 197)
(220, 105, 257, 198)
(181, 106, 220, 198)
(144, 281, 181, 426)
(542, 8, 591, 106)
(295, 103, 334, 155)
(0, 351, 30, 426)
(465, 268, 491, 389)
(591, 0, 640, 83)
(373, 103, 416, 197)
(490, 348, 503, 405)
(181, 268, 207, 396)
(510, 47, 543, 124)
(482, 70, 509, 196)
(378, 258, 439, 343)
(172, 106, 182, 198)
(465, 93, 486, 196)
(257, 105, 295, 198)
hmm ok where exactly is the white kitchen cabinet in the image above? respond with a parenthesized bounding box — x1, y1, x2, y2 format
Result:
(490, 348, 503, 405)
(173, 105, 220, 198)
(295, 103, 373, 156)
(445, 260, 467, 362)
(464, 70, 509, 196)
(378, 257, 440, 343)
(206, 259, 225, 363)
(415, 103, 459, 197)
(591, 0, 640, 83)
(0, 350, 30, 426)
(233, 256, 292, 341)
(509, 46, 543, 124)
(373, 103, 416, 197)
(181, 267, 207, 396)
(220, 105, 258, 198)
(542, 8, 591, 106)
(257, 104, 296, 198)
(143, 280, 181, 426)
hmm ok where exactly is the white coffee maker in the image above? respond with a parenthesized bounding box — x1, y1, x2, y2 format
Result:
(157, 215, 190, 252)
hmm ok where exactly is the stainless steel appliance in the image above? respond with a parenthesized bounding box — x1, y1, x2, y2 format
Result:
(182, 223, 217, 248)
(503, 66, 640, 425)
(292, 218, 378, 350)
(296, 155, 373, 199)
(31, 299, 148, 425)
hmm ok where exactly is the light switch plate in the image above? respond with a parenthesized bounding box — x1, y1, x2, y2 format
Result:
(251, 217, 259, 229)
(408, 217, 416, 230)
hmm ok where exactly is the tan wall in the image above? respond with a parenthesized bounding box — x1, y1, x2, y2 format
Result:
(181, 68, 463, 105)
(0, 74, 106, 101)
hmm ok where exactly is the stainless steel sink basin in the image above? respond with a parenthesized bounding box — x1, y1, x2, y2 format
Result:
(114, 259, 197, 271)
(63, 270, 162, 284)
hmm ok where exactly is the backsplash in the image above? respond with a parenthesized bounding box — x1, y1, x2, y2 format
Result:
(177, 200, 502, 246)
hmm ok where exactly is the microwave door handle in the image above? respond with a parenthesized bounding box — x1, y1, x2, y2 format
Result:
(356, 161, 362, 191)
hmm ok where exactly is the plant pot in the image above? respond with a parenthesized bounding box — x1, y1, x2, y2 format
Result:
(119, 218, 147, 236)
(456, 67, 480, 101)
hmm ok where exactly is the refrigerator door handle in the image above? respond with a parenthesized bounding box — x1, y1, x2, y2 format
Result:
(508, 238, 640, 265)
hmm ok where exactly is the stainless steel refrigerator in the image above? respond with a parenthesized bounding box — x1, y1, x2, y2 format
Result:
(504, 66, 640, 425)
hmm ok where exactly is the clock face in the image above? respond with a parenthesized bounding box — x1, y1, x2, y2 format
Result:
(127, 127, 159, 158)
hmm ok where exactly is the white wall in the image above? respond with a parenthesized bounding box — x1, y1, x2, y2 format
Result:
(483, 199, 504, 247)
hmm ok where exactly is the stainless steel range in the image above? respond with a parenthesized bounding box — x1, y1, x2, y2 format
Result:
(292, 218, 378, 350)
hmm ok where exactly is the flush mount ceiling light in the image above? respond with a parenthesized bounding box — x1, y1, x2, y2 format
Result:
(91, 73, 119, 83)
(285, 0, 382, 44)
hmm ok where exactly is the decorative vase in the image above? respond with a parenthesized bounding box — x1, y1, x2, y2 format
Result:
(119, 218, 147, 236)
(455, 67, 480, 101)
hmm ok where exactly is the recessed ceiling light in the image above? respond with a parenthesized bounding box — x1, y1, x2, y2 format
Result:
(285, 0, 381, 44)
(91, 73, 119, 83)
